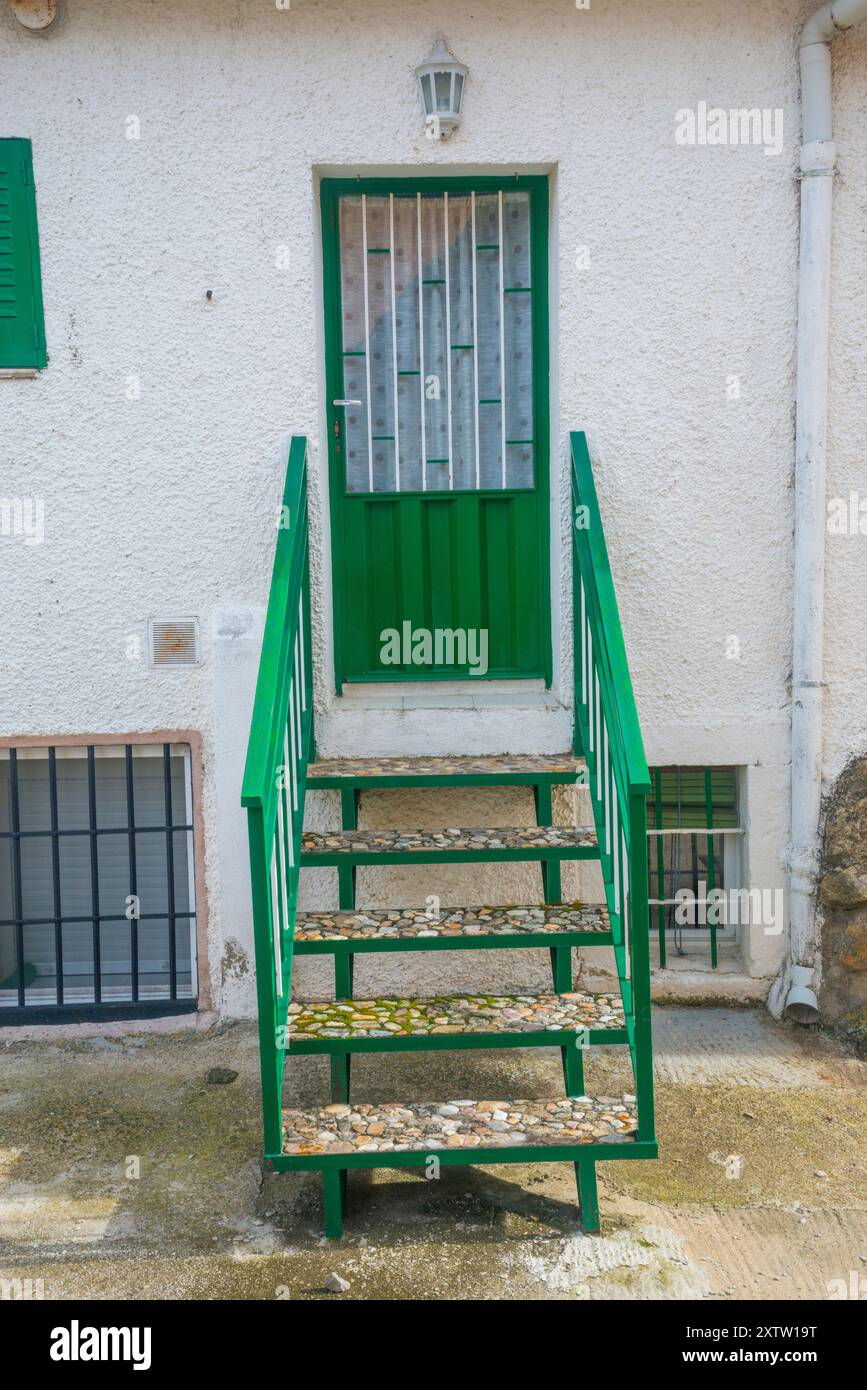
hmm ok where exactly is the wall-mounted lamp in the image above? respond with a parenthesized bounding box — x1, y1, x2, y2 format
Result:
(414, 33, 467, 140)
(10, 0, 57, 29)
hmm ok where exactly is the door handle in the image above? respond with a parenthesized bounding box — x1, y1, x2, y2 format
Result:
(332, 399, 362, 407)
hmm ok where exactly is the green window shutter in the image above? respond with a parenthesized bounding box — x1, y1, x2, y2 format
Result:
(0, 138, 46, 369)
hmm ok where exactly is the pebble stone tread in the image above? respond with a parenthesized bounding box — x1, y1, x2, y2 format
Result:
(286, 989, 625, 1041)
(295, 904, 610, 943)
(308, 753, 586, 779)
(300, 826, 597, 855)
(282, 1095, 638, 1155)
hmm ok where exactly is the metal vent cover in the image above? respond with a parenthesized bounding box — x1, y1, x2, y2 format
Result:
(148, 618, 200, 667)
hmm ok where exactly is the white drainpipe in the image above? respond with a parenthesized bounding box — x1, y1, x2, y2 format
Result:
(772, 0, 867, 1023)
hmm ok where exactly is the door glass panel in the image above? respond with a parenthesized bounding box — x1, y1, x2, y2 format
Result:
(338, 189, 535, 494)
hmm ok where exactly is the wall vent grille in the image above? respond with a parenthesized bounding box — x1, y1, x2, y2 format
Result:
(148, 618, 199, 667)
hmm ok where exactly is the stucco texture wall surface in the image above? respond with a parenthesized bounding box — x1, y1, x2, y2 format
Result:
(0, 0, 864, 1013)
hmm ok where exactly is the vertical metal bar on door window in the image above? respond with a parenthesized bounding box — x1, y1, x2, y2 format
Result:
(389, 194, 400, 491)
(8, 749, 25, 1007)
(163, 744, 177, 1001)
(416, 193, 427, 491)
(444, 192, 454, 489)
(471, 192, 480, 487)
(498, 190, 507, 488)
(361, 193, 374, 491)
(86, 746, 101, 1004)
(124, 745, 139, 1003)
(48, 746, 64, 1006)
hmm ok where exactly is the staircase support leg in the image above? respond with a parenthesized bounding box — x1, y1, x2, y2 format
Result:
(323, 1167, 346, 1240)
(533, 783, 562, 904)
(338, 788, 359, 912)
(334, 952, 354, 1000)
(330, 1052, 351, 1104)
(550, 946, 573, 993)
(575, 1158, 600, 1234)
(534, 783, 572, 991)
(560, 1039, 585, 1097)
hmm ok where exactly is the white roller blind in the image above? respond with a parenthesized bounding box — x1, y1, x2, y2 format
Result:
(0, 745, 196, 1005)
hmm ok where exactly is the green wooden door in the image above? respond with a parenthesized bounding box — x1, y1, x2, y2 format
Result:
(322, 176, 551, 689)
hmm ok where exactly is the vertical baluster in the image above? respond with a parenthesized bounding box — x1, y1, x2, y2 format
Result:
(587, 630, 595, 755)
(580, 578, 587, 705)
(270, 843, 283, 997)
(612, 795, 621, 919)
(277, 790, 289, 942)
(298, 594, 307, 712)
(283, 727, 294, 868)
(288, 676, 298, 814)
(293, 634, 302, 751)
(595, 673, 602, 803)
(622, 827, 630, 978)
(603, 724, 611, 858)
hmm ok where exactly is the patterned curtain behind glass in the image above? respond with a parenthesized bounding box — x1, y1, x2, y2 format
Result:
(339, 191, 534, 493)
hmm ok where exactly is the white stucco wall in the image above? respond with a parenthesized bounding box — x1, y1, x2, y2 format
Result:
(0, 0, 864, 1013)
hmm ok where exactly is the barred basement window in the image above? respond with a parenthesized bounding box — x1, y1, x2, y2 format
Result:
(0, 743, 197, 1020)
(647, 767, 744, 968)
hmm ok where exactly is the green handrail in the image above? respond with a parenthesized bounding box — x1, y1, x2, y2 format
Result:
(571, 431, 654, 1144)
(242, 436, 314, 1157)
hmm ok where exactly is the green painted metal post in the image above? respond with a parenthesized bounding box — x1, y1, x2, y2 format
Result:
(331, 951, 354, 1104)
(334, 953, 354, 998)
(332, 789, 358, 1103)
(533, 783, 562, 901)
(246, 808, 283, 1156)
(575, 1159, 599, 1233)
(338, 788, 358, 911)
(629, 790, 655, 1144)
(323, 1168, 346, 1239)
(654, 768, 666, 968)
(551, 948, 573, 992)
(561, 1037, 585, 1097)
(330, 1054, 351, 1104)
(704, 768, 718, 969)
(534, 783, 572, 998)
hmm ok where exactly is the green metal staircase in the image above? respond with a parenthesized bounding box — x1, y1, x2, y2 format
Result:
(242, 432, 656, 1238)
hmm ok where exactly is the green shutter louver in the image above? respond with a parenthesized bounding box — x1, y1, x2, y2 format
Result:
(0, 139, 46, 369)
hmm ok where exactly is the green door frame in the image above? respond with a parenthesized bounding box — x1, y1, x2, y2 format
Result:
(321, 174, 552, 692)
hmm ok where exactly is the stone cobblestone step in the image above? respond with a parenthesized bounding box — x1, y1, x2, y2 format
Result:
(286, 988, 625, 1052)
(308, 752, 587, 787)
(282, 1094, 638, 1156)
(294, 903, 611, 952)
(300, 824, 598, 865)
